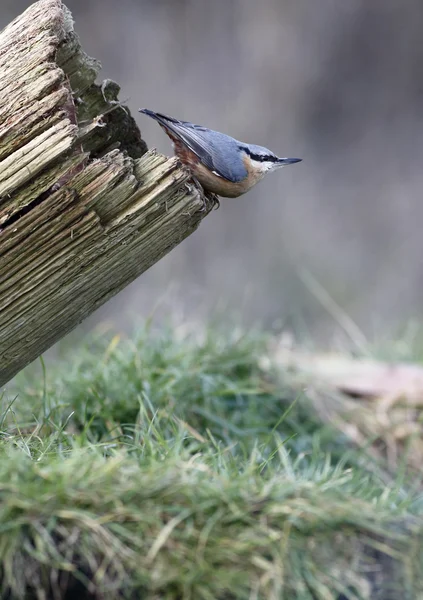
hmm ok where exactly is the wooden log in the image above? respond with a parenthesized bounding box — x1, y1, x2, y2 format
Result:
(0, 0, 213, 386)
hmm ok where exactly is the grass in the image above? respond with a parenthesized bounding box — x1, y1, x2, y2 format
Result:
(1, 324, 423, 599)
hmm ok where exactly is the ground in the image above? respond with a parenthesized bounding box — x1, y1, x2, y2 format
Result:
(1, 324, 422, 599)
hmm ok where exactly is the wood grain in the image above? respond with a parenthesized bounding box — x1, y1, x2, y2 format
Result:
(0, 0, 212, 386)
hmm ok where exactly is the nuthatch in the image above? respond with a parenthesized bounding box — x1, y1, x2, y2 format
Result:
(139, 109, 302, 198)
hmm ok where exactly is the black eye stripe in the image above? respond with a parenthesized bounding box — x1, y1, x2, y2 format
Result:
(251, 153, 277, 163)
(242, 147, 277, 163)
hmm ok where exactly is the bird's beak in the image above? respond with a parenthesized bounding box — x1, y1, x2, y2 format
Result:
(275, 157, 302, 167)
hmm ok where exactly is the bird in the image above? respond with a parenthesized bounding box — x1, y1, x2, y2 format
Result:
(139, 109, 301, 198)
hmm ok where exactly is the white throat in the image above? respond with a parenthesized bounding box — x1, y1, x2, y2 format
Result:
(249, 157, 274, 174)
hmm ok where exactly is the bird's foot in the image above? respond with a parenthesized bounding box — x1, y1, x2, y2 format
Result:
(210, 193, 220, 210)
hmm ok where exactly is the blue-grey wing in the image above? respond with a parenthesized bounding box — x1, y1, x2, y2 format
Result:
(140, 110, 247, 183)
(176, 127, 247, 183)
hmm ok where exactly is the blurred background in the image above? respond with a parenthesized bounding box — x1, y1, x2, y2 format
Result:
(3, 0, 423, 341)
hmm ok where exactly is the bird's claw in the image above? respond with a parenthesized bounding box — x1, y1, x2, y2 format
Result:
(211, 194, 220, 210)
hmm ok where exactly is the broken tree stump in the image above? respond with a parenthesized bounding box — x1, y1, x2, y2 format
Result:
(0, 0, 213, 387)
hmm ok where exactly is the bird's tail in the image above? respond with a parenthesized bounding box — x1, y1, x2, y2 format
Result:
(139, 108, 181, 127)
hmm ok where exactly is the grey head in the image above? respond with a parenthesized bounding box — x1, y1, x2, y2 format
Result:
(240, 143, 302, 174)
(139, 109, 301, 184)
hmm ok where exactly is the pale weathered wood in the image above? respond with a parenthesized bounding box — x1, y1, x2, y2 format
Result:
(0, 0, 213, 386)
